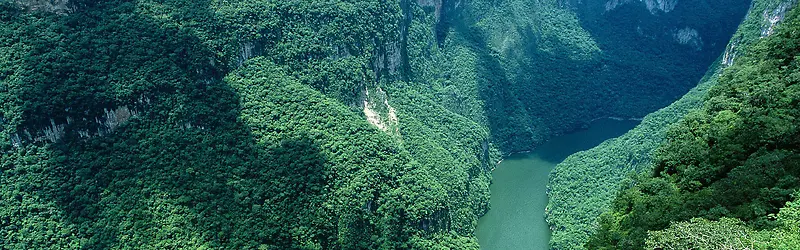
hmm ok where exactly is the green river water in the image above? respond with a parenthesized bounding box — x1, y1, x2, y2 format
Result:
(475, 118, 640, 250)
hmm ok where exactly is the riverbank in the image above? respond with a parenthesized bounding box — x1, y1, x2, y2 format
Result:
(476, 118, 639, 249)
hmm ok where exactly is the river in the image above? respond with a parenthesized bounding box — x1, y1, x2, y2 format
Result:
(475, 118, 640, 249)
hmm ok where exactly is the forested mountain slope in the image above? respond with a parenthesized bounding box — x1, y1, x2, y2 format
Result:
(429, 0, 750, 152)
(548, 0, 800, 249)
(0, 0, 751, 249)
(0, 1, 494, 248)
(588, 5, 800, 248)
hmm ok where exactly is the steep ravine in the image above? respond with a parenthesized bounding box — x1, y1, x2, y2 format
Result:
(476, 119, 639, 250)
(547, 0, 798, 249)
(433, 0, 752, 154)
(0, 0, 760, 249)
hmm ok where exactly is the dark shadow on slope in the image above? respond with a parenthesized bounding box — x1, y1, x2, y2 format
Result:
(534, 119, 641, 163)
(449, 17, 614, 153)
(445, 0, 750, 154)
(5, 0, 229, 139)
(434, 0, 459, 47)
(450, 21, 540, 153)
(47, 122, 331, 248)
(0, 1, 333, 249)
(562, 0, 752, 115)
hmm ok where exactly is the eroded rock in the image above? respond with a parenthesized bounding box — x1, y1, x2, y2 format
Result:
(14, 0, 72, 14)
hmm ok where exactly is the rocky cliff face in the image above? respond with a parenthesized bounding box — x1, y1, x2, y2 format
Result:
(9, 104, 144, 146)
(643, 0, 678, 13)
(605, 0, 678, 13)
(572, 0, 750, 53)
(724, 0, 796, 66)
(14, 0, 72, 14)
(361, 87, 400, 135)
(672, 27, 703, 50)
(417, 0, 442, 21)
(605, 0, 703, 50)
(762, 0, 796, 36)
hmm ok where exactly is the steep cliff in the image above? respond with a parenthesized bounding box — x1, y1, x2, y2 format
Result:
(0, 1, 493, 248)
(13, 0, 71, 13)
(548, 0, 798, 249)
(432, 0, 751, 153)
(0, 0, 756, 249)
(588, 3, 800, 247)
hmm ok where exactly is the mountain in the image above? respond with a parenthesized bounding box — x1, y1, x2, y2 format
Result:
(547, 0, 800, 249)
(0, 0, 753, 248)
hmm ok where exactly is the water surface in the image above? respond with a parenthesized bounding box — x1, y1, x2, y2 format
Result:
(476, 118, 639, 250)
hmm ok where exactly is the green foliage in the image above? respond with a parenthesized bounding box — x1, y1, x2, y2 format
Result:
(645, 192, 800, 249)
(645, 218, 759, 249)
(546, 42, 724, 250)
(547, 0, 799, 249)
(0, 0, 759, 249)
(0, 0, 493, 249)
(416, 0, 751, 153)
(587, 4, 800, 249)
(0, 0, 226, 134)
(759, 195, 800, 248)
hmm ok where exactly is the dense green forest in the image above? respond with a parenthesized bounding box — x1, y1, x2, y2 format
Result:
(549, 0, 800, 249)
(587, 5, 800, 248)
(0, 0, 763, 249)
(546, 0, 798, 248)
(0, 0, 494, 248)
(393, 0, 752, 153)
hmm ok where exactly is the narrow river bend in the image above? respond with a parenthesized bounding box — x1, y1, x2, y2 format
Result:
(475, 118, 640, 250)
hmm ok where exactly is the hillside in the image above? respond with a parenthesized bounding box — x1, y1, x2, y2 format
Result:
(588, 4, 800, 248)
(547, 0, 800, 249)
(0, 0, 753, 248)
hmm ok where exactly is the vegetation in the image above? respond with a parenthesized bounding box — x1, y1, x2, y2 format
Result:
(547, 0, 799, 249)
(0, 0, 758, 248)
(547, 63, 719, 250)
(585, 5, 800, 249)
(644, 198, 800, 250)
(446, 0, 750, 153)
(0, 0, 494, 248)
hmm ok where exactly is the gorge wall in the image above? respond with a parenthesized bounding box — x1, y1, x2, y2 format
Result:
(423, 0, 753, 153)
(0, 0, 755, 249)
(548, 0, 798, 249)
